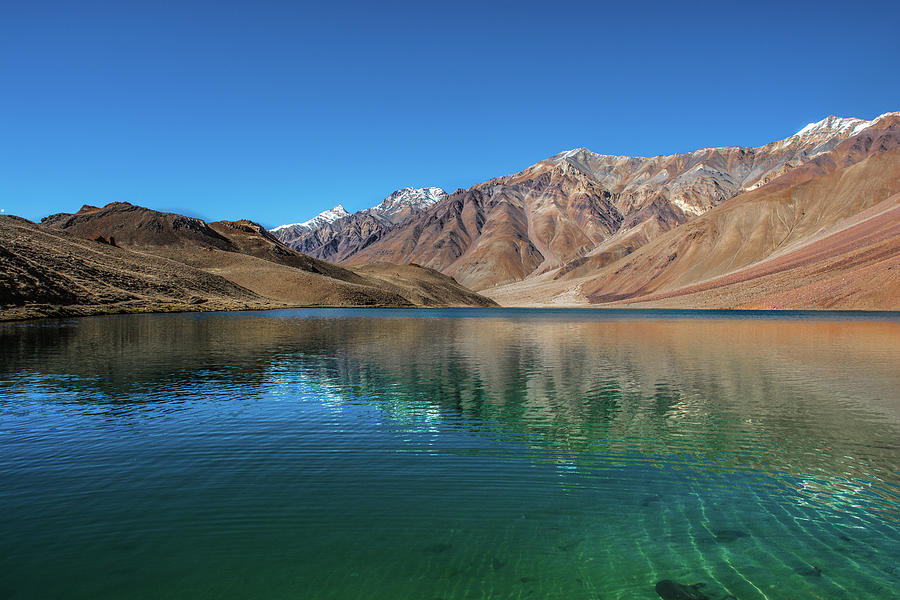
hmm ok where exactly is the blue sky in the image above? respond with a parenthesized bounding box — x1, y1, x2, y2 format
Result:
(2, 0, 898, 227)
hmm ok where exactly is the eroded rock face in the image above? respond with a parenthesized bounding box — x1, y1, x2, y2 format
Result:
(272, 113, 898, 293)
(577, 118, 900, 308)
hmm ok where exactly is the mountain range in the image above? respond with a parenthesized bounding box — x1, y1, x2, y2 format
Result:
(2, 112, 897, 321)
(272, 187, 447, 260)
(271, 113, 900, 309)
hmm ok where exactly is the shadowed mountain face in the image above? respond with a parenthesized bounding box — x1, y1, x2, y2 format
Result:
(272, 113, 899, 305)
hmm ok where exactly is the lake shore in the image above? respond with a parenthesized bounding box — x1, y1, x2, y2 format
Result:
(4, 302, 899, 324)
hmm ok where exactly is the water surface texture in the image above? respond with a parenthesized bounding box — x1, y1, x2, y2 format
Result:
(1, 309, 898, 599)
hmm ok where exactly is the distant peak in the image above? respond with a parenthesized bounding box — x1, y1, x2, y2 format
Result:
(552, 147, 593, 160)
(314, 204, 350, 220)
(270, 204, 350, 232)
(88, 201, 136, 212)
(793, 114, 871, 138)
(373, 187, 446, 215)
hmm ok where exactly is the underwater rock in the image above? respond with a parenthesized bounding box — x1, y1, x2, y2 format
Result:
(557, 538, 584, 552)
(641, 493, 663, 506)
(655, 580, 710, 600)
(491, 556, 505, 570)
(712, 529, 749, 543)
(798, 565, 822, 577)
(423, 543, 452, 554)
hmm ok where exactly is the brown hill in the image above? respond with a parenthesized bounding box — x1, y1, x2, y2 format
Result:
(351, 262, 497, 307)
(43, 203, 363, 282)
(30, 202, 495, 316)
(0, 215, 272, 321)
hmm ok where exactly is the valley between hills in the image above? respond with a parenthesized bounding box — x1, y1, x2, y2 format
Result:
(1, 112, 898, 321)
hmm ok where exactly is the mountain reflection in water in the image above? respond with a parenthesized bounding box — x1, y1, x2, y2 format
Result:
(1, 309, 898, 599)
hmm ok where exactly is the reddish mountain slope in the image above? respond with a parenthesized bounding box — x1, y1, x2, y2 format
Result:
(481, 115, 900, 308)
(610, 197, 899, 309)
(301, 113, 896, 292)
(578, 119, 900, 305)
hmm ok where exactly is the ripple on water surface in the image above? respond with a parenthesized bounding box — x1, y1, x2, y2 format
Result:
(0, 309, 898, 599)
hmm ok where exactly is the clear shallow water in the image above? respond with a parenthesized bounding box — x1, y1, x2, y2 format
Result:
(1, 308, 898, 600)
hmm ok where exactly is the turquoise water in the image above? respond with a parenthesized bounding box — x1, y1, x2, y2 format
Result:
(1, 308, 898, 599)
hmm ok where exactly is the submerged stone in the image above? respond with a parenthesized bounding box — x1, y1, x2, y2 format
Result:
(557, 537, 584, 552)
(798, 565, 822, 577)
(712, 529, 749, 543)
(423, 543, 452, 554)
(641, 493, 663, 506)
(654, 580, 709, 600)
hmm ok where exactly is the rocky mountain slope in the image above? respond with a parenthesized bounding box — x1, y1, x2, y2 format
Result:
(275, 113, 897, 300)
(487, 114, 900, 309)
(0, 203, 495, 321)
(272, 187, 446, 261)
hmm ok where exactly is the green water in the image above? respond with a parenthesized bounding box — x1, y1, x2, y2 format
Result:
(1, 309, 898, 599)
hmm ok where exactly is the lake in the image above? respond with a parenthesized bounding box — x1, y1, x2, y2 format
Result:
(1, 308, 898, 599)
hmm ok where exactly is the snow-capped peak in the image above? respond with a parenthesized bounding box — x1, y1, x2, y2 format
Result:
(551, 148, 592, 161)
(793, 115, 872, 139)
(270, 187, 446, 234)
(271, 204, 350, 232)
(374, 187, 446, 216)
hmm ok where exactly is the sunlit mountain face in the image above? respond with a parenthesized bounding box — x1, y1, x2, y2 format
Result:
(271, 114, 900, 309)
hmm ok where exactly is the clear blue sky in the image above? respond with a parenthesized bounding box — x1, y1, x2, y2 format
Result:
(2, 0, 898, 227)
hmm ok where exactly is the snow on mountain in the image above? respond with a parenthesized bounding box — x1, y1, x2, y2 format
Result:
(269, 187, 449, 260)
(271, 205, 350, 232)
(789, 113, 900, 139)
(372, 187, 446, 217)
(271, 188, 446, 234)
